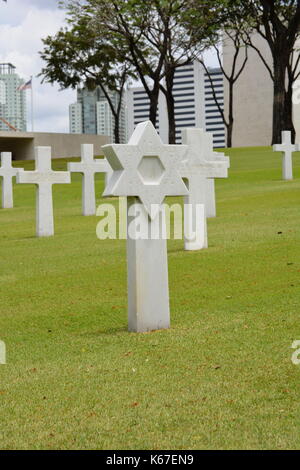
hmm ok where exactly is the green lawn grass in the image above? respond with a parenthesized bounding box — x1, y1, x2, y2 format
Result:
(0, 147, 300, 450)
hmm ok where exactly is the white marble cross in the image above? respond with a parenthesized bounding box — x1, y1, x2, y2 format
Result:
(102, 121, 188, 333)
(0, 152, 21, 209)
(202, 133, 230, 218)
(17, 146, 71, 237)
(273, 131, 296, 180)
(181, 129, 229, 251)
(68, 144, 112, 216)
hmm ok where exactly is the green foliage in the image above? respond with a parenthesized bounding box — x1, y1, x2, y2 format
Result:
(40, 15, 133, 93)
(39, 10, 135, 142)
(54, 0, 221, 141)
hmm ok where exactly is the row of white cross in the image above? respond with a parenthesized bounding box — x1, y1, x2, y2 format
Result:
(0, 122, 231, 332)
(0, 124, 229, 247)
(0, 145, 112, 236)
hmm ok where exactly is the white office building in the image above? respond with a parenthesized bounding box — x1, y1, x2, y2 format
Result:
(126, 61, 225, 147)
(69, 86, 127, 143)
(69, 102, 82, 134)
(0, 63, 27, 132)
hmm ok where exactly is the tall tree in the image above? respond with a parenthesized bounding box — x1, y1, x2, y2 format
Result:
(40, 16, 134, 143)
(62, 0, 218, 143)
(63, 0, 167, 129)
(180, 0, 249, 147)
(199, 31, 248, 148)
(140, 0, 214, 143)
(220, 0, 300, 144)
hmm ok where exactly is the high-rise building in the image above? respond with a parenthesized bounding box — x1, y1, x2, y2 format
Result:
(0, 63, 27, 132)
(69, 86, 127, 143)
(126, 88, 161, 136)
(126, 61, 225, 147)
(69, 102, 82, 134)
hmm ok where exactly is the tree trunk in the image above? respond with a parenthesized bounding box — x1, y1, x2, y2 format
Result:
(285, 82, 296, 143)
(163, 66, 176, 144)
(167, 92, 176, 144)
(114, 115, 120, 143)
(272, 58, 289, 145)
(148, 84, 160, 128)
(166, 74, 176, 144)
(227, 81, 234, 148)
(227, 123, 233, 148)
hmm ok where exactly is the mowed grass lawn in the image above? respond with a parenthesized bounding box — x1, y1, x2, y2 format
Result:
(0, 146, 300, 450)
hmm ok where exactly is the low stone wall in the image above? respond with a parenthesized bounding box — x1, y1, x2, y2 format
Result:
(0, 131, 110, 160)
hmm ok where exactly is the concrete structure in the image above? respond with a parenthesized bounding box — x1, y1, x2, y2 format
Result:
(223, 33, 300, 146)
(127, 61, 226, 147)
(223, 34, 273, 147)
(180, 128, 229, 251)
(68, 144, 112, 216)
(17, 147, 71, 237)
(69, 86, 127, 143)
(0, 131, 109, 160)
(273, 131, 296, 180)
(0, 152, 21, 208)
(103, 121, 188, 333)
(0, 64, 27, 132)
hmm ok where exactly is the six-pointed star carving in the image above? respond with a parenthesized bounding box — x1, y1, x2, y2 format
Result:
(102, 121, 189, 217)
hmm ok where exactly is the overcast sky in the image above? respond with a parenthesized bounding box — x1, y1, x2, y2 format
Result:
(0, 0, 75, 133)
(0, 0, 218, 134)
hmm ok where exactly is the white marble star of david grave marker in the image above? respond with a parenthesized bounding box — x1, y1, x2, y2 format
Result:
(17, 146, 71, 237)
(68, 144, 112, 216)
(0, 152, 22, 209)
(102, 121, 188, 333)
(273, 131, 296, 180)
(180, 129, 229, 251)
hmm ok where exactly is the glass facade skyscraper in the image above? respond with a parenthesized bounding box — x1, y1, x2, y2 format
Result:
(0, 63, 27, 132)
(69, 86, 127, 143)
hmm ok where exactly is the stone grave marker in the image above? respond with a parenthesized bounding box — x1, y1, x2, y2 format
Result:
(17, 146, 71, 237)
(181, 128, 229, 250)
(0, 152, 21, 209)
(68, 144, 112, 216)
(203, 132, 230, 218)
(102, 121, 188, 332)
(273, 131, 296, 181)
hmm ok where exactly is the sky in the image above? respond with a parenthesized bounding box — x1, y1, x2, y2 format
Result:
(0, 0, 218, 134)
(0, 0, 75, 133)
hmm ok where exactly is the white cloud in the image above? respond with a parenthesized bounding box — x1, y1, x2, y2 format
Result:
(0, 0, 61, 26)
(0, 1, 75, 133)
